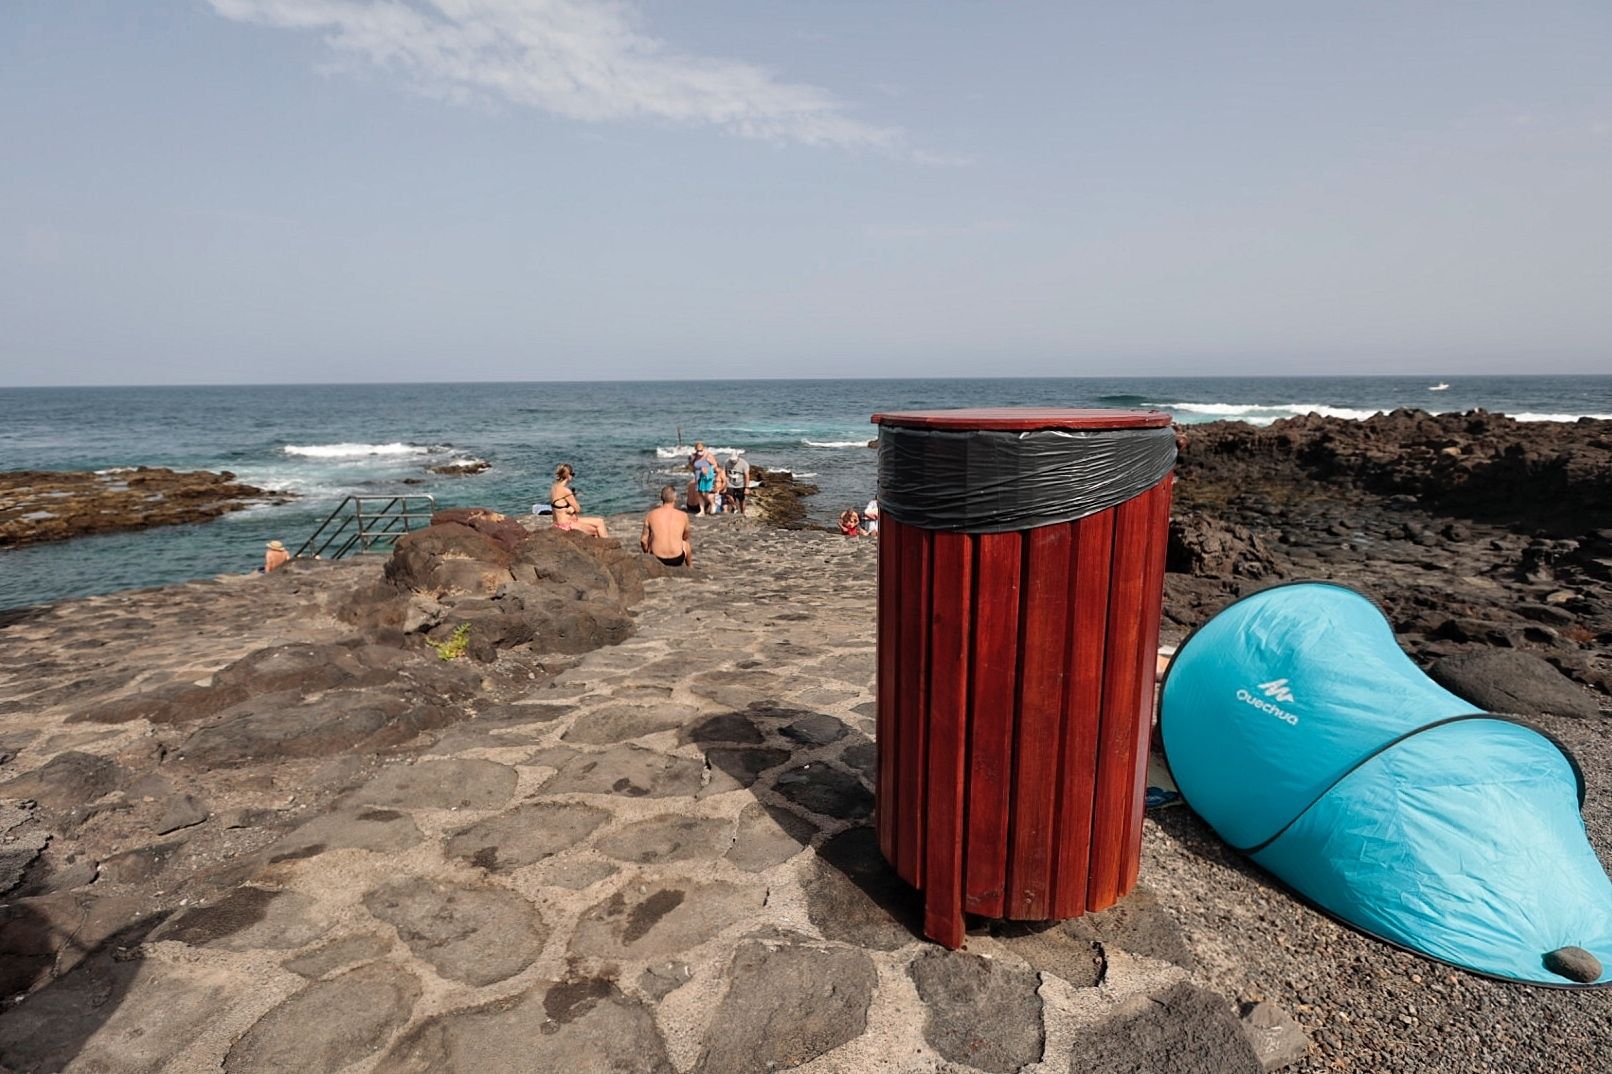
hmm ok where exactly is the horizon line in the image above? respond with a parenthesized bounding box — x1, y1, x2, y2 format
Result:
(5, 372, 1610, 391)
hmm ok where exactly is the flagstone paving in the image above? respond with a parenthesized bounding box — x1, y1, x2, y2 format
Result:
(0, 519, 1268, 1074)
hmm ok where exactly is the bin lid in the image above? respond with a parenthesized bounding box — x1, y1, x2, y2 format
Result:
(871, 407, 1172, 431)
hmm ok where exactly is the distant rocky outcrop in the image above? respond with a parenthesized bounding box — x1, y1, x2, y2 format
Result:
(0, 467, 292, 547)
(1166, 411, 1610, 714)
(749, 467, 820, 528)
(1179, 409, 1612, 535)
(427, 458, 491, 476)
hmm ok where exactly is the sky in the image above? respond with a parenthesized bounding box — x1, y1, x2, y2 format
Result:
(2, 1, 1610, 385)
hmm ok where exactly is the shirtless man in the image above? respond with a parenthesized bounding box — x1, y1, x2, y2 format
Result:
(641, 485, 693, 567)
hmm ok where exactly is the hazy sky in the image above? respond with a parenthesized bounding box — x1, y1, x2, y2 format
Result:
(3, 1, 1610, 385)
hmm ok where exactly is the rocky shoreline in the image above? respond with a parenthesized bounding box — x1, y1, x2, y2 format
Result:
(0, 412, 1607, 1073)
(0, 468, 292, 548)
(1169, 410, 1612, 711)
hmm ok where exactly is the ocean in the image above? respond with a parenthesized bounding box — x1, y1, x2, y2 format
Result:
(4, 375, 1611, 611)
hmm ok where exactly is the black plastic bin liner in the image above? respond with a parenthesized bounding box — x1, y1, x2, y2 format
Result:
(877, 424, 1177, 534)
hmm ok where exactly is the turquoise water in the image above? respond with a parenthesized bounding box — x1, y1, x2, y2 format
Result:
(3, 376, 1611, 610)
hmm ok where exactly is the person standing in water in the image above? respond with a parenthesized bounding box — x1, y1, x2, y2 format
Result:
(549, 464, 610, 538)
(641, 485, 693, 566)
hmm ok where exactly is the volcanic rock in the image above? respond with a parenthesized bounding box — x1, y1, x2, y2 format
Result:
(694, 940, 877, 1074)
(1428, 649, 1601, 718)
(0, 467, 291, 548)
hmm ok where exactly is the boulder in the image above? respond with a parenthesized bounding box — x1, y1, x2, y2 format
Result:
(1168, 512, 1279, 579)
(0, 752, 123, 814)
(385, 523, 512, 597)
(1428, 649, 1601, 718)
(430, 507, 526, 550)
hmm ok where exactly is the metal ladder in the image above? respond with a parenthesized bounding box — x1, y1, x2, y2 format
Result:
(291, 494, 436, 560)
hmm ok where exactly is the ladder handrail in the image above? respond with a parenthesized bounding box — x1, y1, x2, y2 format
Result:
(291, 494, 436, 561)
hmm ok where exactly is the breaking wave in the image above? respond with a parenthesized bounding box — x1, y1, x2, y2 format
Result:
(1510, 412, 1612, 423)
(282, 442, 436, 458)
(654, 445, 746, 459)
(1155, 402, 1382, 425)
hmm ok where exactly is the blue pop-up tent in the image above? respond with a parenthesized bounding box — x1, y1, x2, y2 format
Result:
(1159, 581, 1612, 986)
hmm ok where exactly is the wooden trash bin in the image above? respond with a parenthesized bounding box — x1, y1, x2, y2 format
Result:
(871, 408, 1177, 948)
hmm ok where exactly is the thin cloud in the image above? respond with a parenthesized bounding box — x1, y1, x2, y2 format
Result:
(206, 0, 902, 150)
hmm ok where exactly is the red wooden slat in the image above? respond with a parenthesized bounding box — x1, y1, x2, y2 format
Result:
(1119, 479, 1174, 894)
(894, 524, 932, 886)
(963, 532, 1020, 917)
(876, 517, 901, 862)
(923, 532, 972, 948)
(1049, 509, 1115, 918)
(1086, 489, 1157, 911)
(1004, 522, 1073, 920)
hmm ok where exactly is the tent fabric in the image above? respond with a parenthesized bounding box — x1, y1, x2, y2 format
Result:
(1159, 581, 1612, 986)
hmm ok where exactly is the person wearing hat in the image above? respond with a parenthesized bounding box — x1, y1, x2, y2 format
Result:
(263, 540, 291, 573)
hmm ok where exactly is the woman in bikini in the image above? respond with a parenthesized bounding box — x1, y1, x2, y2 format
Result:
(549, 464, 610, 538)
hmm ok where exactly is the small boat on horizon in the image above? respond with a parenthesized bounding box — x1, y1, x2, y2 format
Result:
(1428, 382, 1451, 391)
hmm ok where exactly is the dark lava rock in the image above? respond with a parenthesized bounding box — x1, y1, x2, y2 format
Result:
(363, 876, 546, 986)
(1428, 649, 1601, 717)
(269, 806, 425, 857)
(694, 940, 877, 1074)
(178, 690, 457, 768)
(445, 801, 609, 872)
(569, 881, 760, 960)
(1065, 981, 1263, 1074)
(282, 932, 394, 979)
(374, 980, 673, 1074)
(563, 703, 701, 745)
(1168, 511, 1280, 579)
(779, 713, 849, 747)
(802, 827, 920, 950)
(680, 712, 764, 746)
(637, 961, 693, 1000)
(224, 961, 421, 1074)
(429, 507, 525, 549)
(153, 793, 210, 834)
(1239, 1000, 1312, 1071)
(0, 751, 122, 814)
(748, 467, 820, 528)
(725, 803, 816, 872)
(701, 747, 790, 794)
(385, 522, 514, 597)
(352, 757, 518, 811)
(1178, 410, 1612, 536)
(773, 762, 873, 820)
(1543, 944, 1603, 983)
(0, 467, 290, 548)
(908, 948, 1044, 1074)
(538, 744, 706, 798)
(597, 815, 731, 864)
(0, 957, 249, 1073)
(156, 887, 332, 951)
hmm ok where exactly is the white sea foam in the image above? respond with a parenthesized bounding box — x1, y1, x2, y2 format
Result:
(283, 442, 434, 458)
(1510, 412, 1612, 423)
(1157, 401, 1382, 422)
(1157, 401, 1612, 425)
(802, 439, 872, 448)
(655, 445, 746, 459)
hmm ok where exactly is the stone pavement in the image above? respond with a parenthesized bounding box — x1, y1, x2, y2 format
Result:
(0, 518, 1272, 1074)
